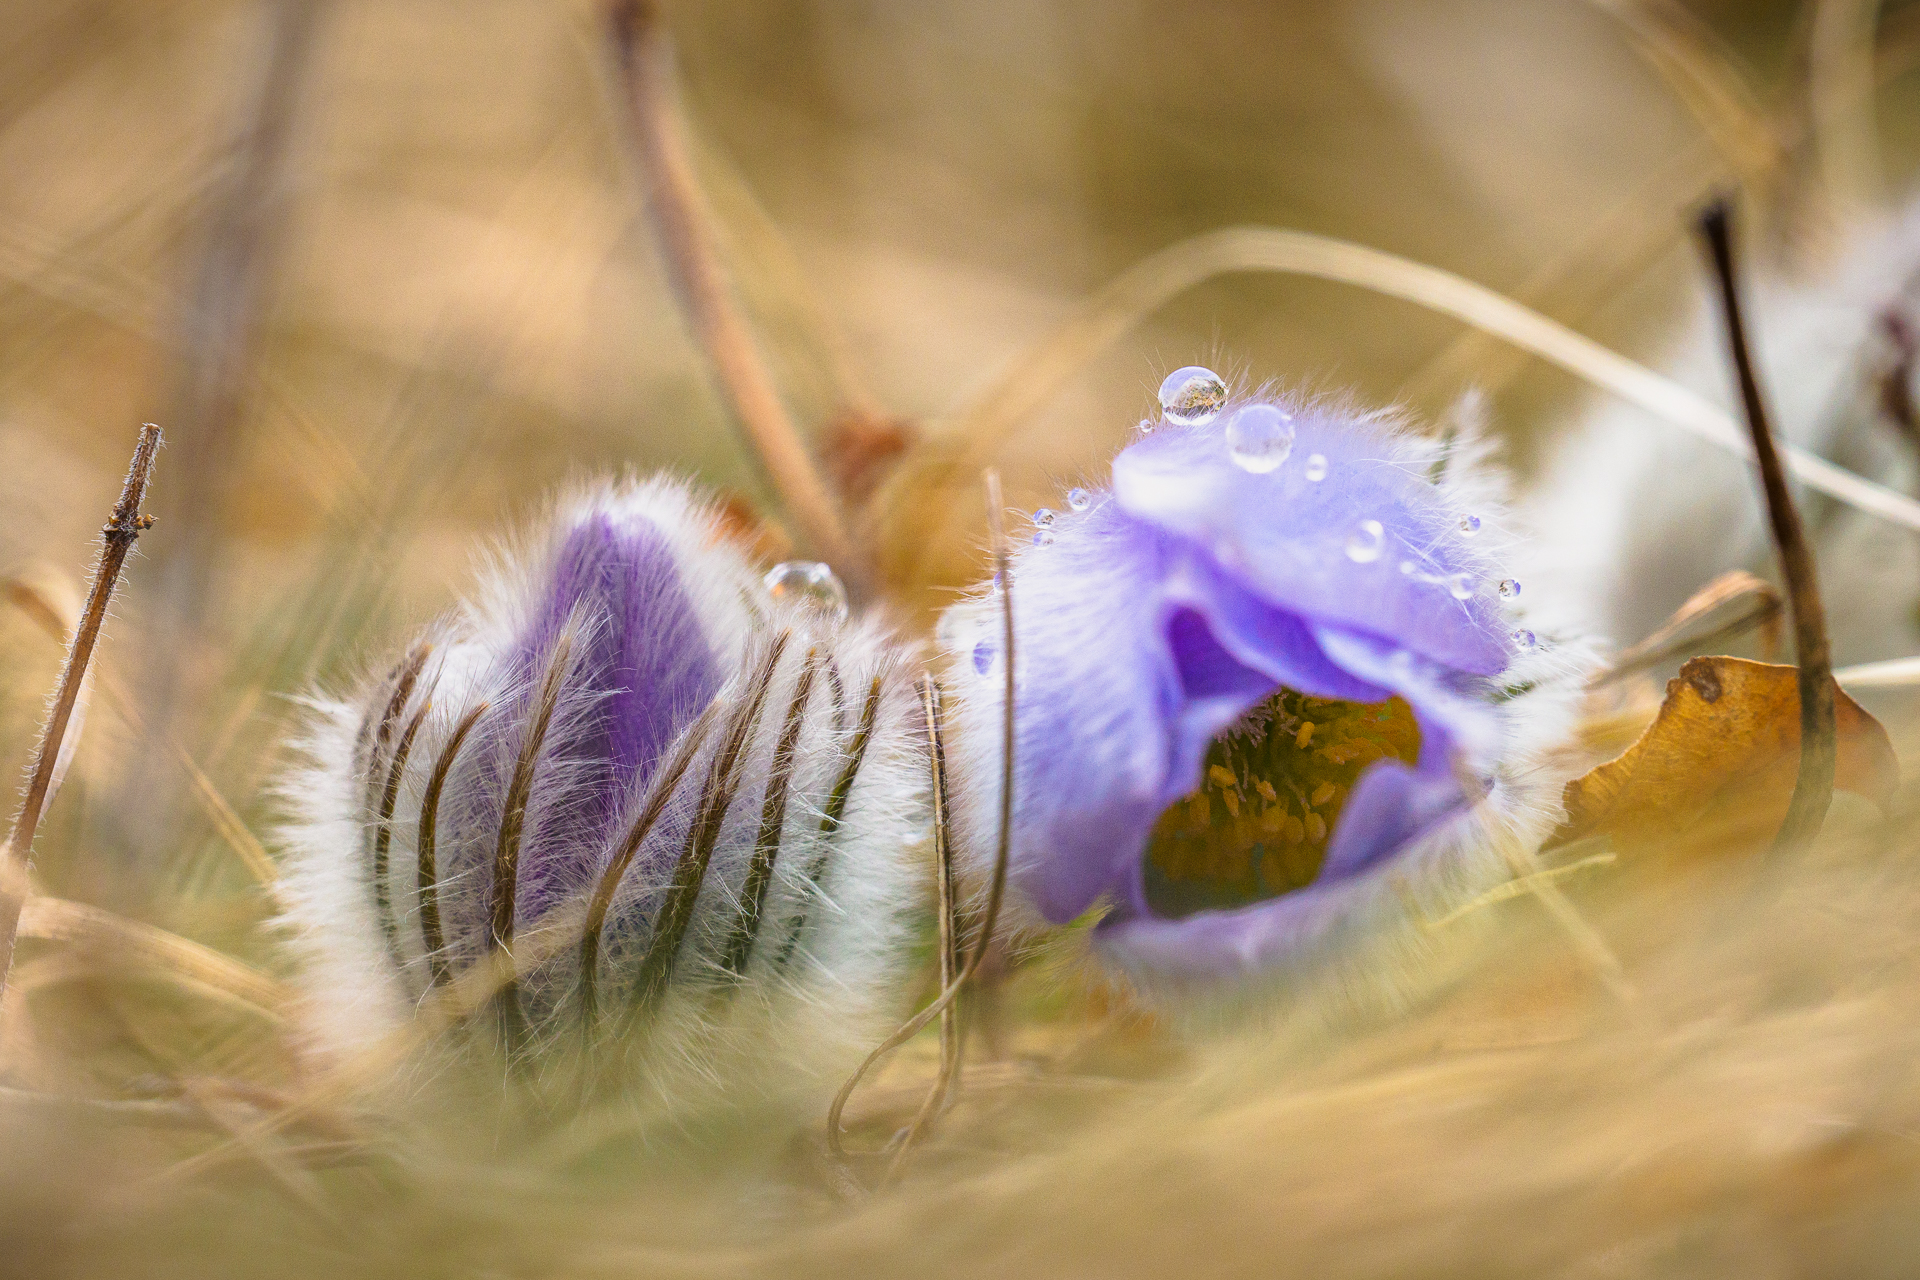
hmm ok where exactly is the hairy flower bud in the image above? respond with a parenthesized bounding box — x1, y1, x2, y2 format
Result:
(277, 477, 928, 1127)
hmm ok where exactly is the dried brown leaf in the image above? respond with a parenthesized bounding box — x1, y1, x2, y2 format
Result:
(1555, 656, 1899, 856)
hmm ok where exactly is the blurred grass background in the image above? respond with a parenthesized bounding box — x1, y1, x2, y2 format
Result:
(3, 1, 1920, 1271)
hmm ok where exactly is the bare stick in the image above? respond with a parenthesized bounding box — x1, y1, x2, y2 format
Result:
(607, 0, 870, 595)
(825, 468, 1016, 1184)
(880, 677, 959, 1186)
(1696, 198, 1836, 854)
(1589, 569, 1783, 688)
(0, 423, 163, 989)
(148, 0, 321, 721)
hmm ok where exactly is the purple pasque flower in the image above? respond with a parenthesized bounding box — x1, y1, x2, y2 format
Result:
(941, 377, 1578, 998)
(278, 477, 927, 1121)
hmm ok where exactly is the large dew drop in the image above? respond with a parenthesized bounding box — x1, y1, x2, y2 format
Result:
(1157, 366, 1227, 425)
(1345, 519, 1386, 563)
(1032, 507, 1057, 528)
(1498, 578, 1522, 600)
(763, 560, 849, 623)
(1066, 487, 1092, 512)
(1224, 404, 1295, 473)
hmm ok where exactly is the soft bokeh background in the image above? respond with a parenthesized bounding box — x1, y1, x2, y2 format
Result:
(5, 1, 1920, 1273)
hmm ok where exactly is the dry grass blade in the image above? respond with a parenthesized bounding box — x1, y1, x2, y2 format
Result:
(1591, 569, 1783, 688)
(881, 676, 960, 1186)
(0, 422, 161, 990)
(826, 469, 1017, 1187)
(4, 569, 280, 887)
(1426, 851, 1618, 928)
(606, 0, 868, 595)
(1582, 0, 1783, 183)
(901, 226, 1920, 583)
(1697, 198, 1836, 856)
(16, 896, 289, 1017)
(1810, 0, 1888, 216)
(148, 0, 322, 728)
(1834, 655, 1920, 687)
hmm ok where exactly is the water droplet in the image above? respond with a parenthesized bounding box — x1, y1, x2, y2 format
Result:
(1447, 572, 1475, 600)
(763, 560, 849, 622)
(1304, 453, 1329, 482)
(1066, 487, 1091, 512)
(1510, 628, 1537, 650)
(1032, 507, 1056, 528)
(1345, 519, 1386, 563)
(990, 569, 1005, 595)
(1498, 578, 1521, 600)
(1032, 529, 1056, 547)
(1157, 366, 1227, 425)
(1136, 417, 1155, 435)
(1224, 403, 1294, 473)
(972, 640, 997, 675)
(1458, 514, 1482, 537)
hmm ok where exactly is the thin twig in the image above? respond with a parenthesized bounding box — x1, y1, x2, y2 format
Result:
(881, 677, 959, 1185)
(606, 0, 869, 595)
(826, 469, 1016, 1188)
(1696, 198, 1837, 854)
(1589, 569, 1782, 688)
(0, 423, 162, 990)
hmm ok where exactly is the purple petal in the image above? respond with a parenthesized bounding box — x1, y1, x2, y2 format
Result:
(994, 493, 1496, 928)
(1113, 406, 1512, 676)
(501, 510, 724, 922)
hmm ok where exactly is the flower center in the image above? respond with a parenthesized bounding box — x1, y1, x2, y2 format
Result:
(1142, 689, 1421, 918)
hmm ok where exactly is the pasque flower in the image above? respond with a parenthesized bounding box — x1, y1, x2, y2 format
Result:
(278, 477, 927, 1122)
(941, 371, 1582, 1000)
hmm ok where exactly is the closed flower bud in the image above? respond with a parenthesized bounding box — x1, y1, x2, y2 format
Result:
(277, 477, 928, 1128)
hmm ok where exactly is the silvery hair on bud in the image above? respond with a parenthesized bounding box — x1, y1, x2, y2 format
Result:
(275, 476, 929, 1131)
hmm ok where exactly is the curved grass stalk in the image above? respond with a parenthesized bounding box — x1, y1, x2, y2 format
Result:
(17, 895, 290, 1017)
(1583, 0, 1784, 185)
(901, 226, 1920, 579)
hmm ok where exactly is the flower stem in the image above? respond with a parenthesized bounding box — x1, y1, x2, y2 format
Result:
(1695, 197, 1837, 855)
(0, 423, 163, 991)
(607, 0, 870, 596)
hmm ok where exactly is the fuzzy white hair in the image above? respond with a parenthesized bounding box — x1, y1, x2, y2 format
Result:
(1527, 205, 1920, 665)
(936, 397, 1593, 1023)
(276, 475, 930, 1134)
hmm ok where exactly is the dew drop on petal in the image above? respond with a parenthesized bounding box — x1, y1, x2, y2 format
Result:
(1032, 507, 1056, 528)
(1447, 572, 1475, 600)
(1459, 514, 1482, 536)
(1032, 529, 1056, 547)
(1224, 403, 1294, 473)
(1158, 366, 1227, 425)
(764, 560, 849, 622)
(1136, 417, 1155, 435)
(1510, 628, 1537, 650)
(1304, 453, 1329, 482)
(1345, 519, 1386, 563)
(972, 640, 997, 675)
(1498, 578, 1522, 600)
(1066, 487, 1091, 512)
